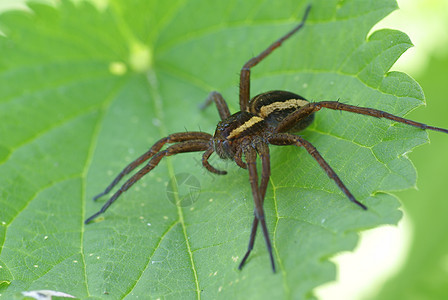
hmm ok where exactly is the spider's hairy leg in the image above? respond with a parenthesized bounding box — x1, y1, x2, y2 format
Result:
(200, 91, 231, 120)
(239, 4, 311, 111)
(234, 147, 248, 169)
(276, 101, 448, 134)
(92, 132, 212, 201)
(239, 143, 271, 271)
(244, 146, 276, 272)
(315, 101, 448, 134)
(85, 139, 210, 224)
(269, 133, 368, 210)
(202, 148, 227, 175)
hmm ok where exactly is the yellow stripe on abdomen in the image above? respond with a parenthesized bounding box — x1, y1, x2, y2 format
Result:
(259, 99, 309, 118)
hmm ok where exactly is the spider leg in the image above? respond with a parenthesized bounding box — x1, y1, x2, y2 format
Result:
(200, 91, 231, 120)
(244, 145, 276, 272)
(276, 101, 448, 134)
(239, 142, 271, 271)
(269, 133, 367, 210)
(234, 147, 248, 169)
(202, 148, 227, 175)
(85, 140, 210, 224)
(239, 4, 311, 112)
(92, 132, 212, 201)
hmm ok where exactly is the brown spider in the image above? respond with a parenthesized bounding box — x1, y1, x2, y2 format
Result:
(85, 5, 448, 272)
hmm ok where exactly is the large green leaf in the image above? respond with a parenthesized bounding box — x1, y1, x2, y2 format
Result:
(0, 0, 428, 298)
(376, 43, 448, 300)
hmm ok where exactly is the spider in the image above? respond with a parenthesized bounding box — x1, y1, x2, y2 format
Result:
(85, 5, 448, 272)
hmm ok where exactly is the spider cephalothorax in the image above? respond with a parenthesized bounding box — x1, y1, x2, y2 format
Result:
(212, 111, 266, 160)
(212, 91, 313, 161)
(85, 5, 448, 272)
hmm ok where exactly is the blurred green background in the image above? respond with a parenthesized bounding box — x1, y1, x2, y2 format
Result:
(1, 0, 447, 299)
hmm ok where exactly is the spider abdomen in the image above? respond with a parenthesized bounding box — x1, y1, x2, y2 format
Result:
(249, 90, 315, 132)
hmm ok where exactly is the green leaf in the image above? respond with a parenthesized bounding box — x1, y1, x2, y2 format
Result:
(0, 0, 428, 298)
(376, 42, 448, 300)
